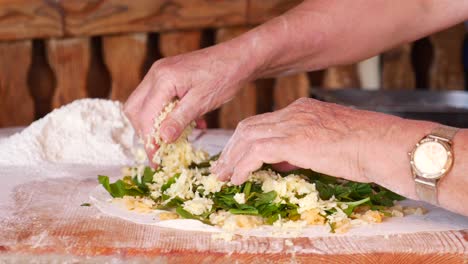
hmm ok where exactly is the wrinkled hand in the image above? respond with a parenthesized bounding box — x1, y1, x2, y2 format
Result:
(124, 46, 253, 160)
(211, 97, 400, 185)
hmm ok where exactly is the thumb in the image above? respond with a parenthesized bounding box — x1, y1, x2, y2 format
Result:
(160, 93, 203, 143)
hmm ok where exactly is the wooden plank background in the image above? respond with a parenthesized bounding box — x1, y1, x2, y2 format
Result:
(0, 0, 466, 128)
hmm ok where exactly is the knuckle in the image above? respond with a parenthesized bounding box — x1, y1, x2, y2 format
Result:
(123, 102, 131, 115)
(294, 97, 311, 105)
(255, 112, 273, 120)
(291, 97, 317, 109)
(123, 103, 136, 121)
(150, 58, 165, 71)
(237, 119, 249, 131)
(251, 142, 262, 154)
(237, 121, 257, 139)
(161, 113, 179, 128)
(252, 138, 268, 153)
(242, 126, 256, 140)
(151, 60, 176, 81)
(238, 115, 258, 127)
(173, 106, 196, 127)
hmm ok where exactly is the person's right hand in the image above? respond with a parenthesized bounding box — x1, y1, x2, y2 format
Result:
(124, 44, 255, 162)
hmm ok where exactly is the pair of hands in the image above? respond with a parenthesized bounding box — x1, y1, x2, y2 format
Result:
(122, 0, 468, 217)
(124, 50, 404, 187)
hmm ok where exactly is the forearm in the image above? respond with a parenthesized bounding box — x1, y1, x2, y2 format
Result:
(225, 0, 468, 79)
(365, 119, 468, 215)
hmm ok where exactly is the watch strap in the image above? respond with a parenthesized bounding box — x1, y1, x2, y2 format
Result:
(431, 125, 459, 141)
(414, 177, 438, 205)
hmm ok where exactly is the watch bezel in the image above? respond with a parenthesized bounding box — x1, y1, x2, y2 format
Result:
(409, 136, 453, 180)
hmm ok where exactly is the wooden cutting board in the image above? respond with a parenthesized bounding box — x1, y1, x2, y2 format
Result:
(0, 170, 467, 263)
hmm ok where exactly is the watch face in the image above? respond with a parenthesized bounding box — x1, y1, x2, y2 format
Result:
(413, 140, 449, 178)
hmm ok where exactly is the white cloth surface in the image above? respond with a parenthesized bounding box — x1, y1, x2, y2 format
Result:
(0, 127, 467, 238)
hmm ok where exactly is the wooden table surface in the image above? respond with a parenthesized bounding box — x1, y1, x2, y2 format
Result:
(0, 165, 466, 264)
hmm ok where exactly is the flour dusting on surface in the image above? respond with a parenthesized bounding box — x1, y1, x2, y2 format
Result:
(0, 99, 136, 166)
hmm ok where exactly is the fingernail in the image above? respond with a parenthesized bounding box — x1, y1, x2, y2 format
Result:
(162, 126, 176, 142)
(216, 167, 230, 181)
(231, 175, 243, 185)
(217, 176, 229, 182)
(215, 171, 224, 181)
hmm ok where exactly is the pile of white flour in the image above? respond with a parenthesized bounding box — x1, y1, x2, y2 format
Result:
(0, 99, 136, 166)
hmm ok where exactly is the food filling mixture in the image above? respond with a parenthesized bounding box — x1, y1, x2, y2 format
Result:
(98, 102, 425, 237)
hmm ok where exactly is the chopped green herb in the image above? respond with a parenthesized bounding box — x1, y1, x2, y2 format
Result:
(176, 206, 198, 220)
(158, 196, 185, 209)
(242, 182, 252, 197)
(338, 197, 371, 216)
(229, 208, 259, 215)
(98, 175, 145, 198)
(254, 191, 277, 207)
(189, 153, 220, 169)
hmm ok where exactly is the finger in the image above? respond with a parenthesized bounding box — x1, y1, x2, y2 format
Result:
(211, 130, 253, 180)
(230, 137, 287, 185)
(137, 83, 175, 140)
(124, 78, 151, 115)
(123, 71, 157, 133)
(140, 98, 177, 166)
(159, 91, 204, 143)
(210, 124, 245, 174)
(124, 77, 159, 165)
(129, 78, 175, 165)
(145, 136, 160, 168)
(213, 122, 283, 179)
(211, 114, 278, 174)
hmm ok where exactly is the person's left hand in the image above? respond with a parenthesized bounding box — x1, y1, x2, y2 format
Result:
(210, 97, 408, 186)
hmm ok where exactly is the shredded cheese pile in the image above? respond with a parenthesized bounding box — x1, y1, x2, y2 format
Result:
(146, 101, 208, 171)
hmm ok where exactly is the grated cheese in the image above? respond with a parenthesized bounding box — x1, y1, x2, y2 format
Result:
(164, 169, 196, 201)
(233, 193, 246, 204)
(147, 101, 208, 172)
(182, 194, 214, 216)
(198, 173, 224, 194)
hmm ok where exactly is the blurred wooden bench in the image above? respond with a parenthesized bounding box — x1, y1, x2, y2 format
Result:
(0, 0, 465, 128)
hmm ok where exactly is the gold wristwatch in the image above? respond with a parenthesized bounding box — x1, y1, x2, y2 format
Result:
(409, 125, 459, 205)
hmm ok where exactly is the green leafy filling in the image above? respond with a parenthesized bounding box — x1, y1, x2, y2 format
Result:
(97, 167, 156, 198)
(98, 158, 405, 226)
